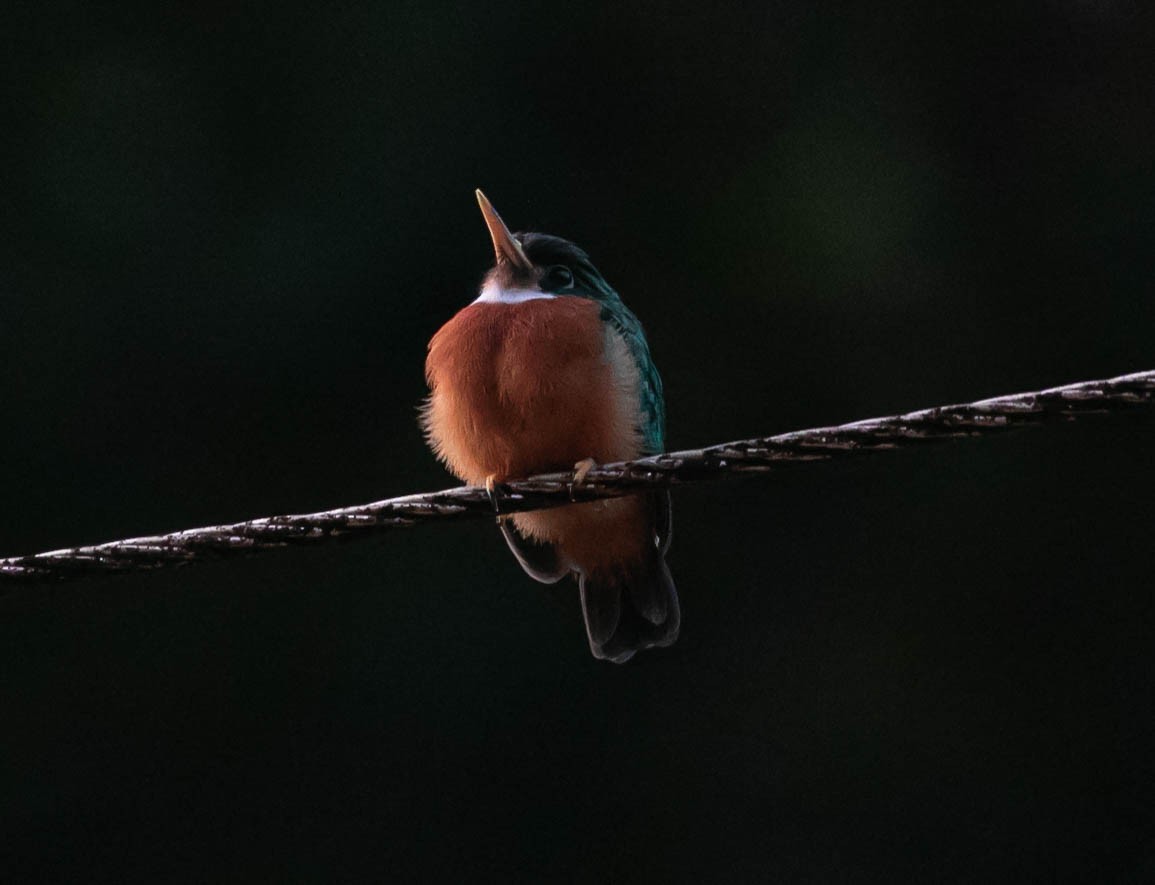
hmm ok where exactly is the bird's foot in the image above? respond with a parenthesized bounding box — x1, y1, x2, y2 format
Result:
(484, 474, 512, 518)
(570, 457, 598, 500)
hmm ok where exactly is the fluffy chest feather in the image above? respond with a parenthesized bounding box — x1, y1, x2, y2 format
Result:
(423, 297, 643, 485)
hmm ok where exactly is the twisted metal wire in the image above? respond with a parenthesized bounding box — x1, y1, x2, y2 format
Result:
(3, 369, 1152, 584)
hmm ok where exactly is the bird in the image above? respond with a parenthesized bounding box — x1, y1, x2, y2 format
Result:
(421, 190, 680, 663)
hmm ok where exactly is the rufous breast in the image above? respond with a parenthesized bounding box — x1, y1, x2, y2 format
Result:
(422, 296, 644, 487)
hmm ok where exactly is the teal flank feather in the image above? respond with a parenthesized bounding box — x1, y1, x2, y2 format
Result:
(599, 299, 665, 455)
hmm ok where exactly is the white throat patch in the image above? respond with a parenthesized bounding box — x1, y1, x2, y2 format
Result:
(473, 281, 556, 305)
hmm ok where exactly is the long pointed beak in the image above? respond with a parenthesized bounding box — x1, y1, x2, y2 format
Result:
(476, 189, 532, 271)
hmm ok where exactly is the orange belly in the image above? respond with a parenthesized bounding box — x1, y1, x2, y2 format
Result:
(423, 297, 651, 573)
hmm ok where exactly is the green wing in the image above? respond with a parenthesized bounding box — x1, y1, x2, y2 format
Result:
(601, 301, 666, 455)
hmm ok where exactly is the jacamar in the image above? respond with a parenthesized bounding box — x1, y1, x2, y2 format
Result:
(422, 191, 680, 663)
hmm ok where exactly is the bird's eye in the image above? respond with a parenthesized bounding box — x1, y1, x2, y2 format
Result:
(545, 265, 574, 290)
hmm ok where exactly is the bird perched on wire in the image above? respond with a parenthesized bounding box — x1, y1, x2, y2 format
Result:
(421, 191, 679, 663)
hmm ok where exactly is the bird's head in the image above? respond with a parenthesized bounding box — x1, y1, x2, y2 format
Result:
(474, 189, 620, 306)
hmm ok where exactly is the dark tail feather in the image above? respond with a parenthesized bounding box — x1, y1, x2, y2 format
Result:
(579, 552, 680, 664)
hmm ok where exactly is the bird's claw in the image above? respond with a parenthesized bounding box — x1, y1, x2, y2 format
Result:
(569, 457, 598, 501)
(484, 474, 511, 518)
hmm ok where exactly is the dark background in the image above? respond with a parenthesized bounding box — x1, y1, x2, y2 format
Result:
(2, 1, 1153, 881)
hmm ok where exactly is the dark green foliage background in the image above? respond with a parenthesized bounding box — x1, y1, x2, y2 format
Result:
(2, 2, 1153, 880)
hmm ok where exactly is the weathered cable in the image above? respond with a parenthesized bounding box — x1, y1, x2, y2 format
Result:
(2, 369, 1152, 584)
